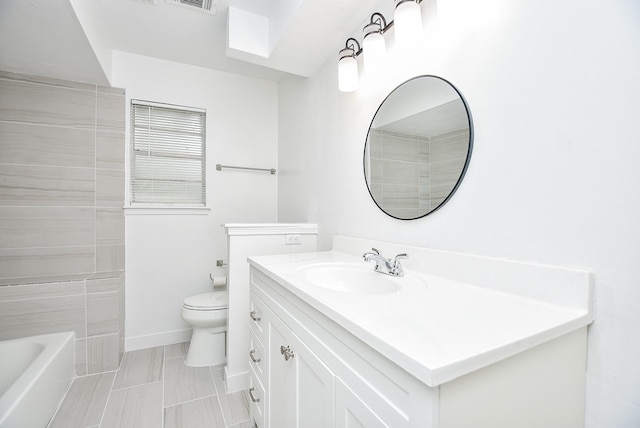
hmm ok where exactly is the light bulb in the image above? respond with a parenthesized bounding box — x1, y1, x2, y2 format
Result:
(394, 0, 422, 47)
(338, 54, 358, 92)
(363, 25, 386, 70)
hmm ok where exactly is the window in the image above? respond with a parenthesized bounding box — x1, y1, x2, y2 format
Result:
(130, 100, 206, 206)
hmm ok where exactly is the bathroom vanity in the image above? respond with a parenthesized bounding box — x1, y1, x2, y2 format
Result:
(246, 236, 593, 428)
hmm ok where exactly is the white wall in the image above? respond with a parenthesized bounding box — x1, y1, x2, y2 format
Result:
(278, 0, 640, 426)
(111, 51, 278, 350)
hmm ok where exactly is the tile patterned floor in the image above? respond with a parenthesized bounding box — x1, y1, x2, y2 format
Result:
(48, 343, 252, 428)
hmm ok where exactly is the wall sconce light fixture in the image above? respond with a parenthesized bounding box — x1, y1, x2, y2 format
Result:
(338, 38, 361, 92)
(338, 0, 423, 92)
(394, 0, 422, 46)
(362, 13, 387, 70)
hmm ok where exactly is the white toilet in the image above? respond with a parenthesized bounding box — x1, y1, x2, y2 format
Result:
(181, 290, 228, 367)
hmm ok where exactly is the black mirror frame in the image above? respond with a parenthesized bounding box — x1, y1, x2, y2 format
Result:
(363, 75, 474, 220)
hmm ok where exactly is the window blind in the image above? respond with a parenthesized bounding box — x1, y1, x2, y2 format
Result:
(131, 101, 206, 205)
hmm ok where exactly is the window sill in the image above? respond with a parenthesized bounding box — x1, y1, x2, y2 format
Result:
(124, 206, 211, 215)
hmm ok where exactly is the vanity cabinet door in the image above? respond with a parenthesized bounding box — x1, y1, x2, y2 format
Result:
(334, 378, 388, 428)
(267, 309, 334, 428)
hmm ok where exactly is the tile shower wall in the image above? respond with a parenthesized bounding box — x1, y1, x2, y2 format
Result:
(0, 71, 125, 375)
(368, 128, 468, 218)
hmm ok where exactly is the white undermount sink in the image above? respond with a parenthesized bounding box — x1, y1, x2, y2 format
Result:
(295, 262, 424, 294)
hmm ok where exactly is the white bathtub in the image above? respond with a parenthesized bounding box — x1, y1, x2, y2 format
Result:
(0, 332, 75, 428)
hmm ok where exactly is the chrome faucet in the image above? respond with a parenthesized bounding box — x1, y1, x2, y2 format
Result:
(362, 248, 408, 277)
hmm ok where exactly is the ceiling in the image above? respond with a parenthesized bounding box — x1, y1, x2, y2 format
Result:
(0, 0, 390, 86)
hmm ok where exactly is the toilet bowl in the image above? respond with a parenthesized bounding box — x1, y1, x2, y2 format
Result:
(181, 290, 228, 367)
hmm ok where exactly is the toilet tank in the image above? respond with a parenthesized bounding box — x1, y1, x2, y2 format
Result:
(223, 223, 318, 393)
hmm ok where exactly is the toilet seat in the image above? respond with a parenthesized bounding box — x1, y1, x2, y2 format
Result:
(183, 291, 228, 311)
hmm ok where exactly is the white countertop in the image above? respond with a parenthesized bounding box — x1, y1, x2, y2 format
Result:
(248, 243, 593, 387)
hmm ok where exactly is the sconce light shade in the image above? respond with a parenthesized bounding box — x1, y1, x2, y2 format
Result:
(394, 0, 422, 46)
(363, 13, 387, 70)
(338, 38, 361, 92)
(338, 55, 358, 92)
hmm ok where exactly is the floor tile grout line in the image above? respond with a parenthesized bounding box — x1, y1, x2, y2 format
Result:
(163, 352, 224, 413)
(44, 376, 75, 428)
(99, 346, 166, 427)
(46, 369, 120, 428)
(60, 343, 248, 428)
(210, 366, 231, 428)
(161, 345, 166, 428)
(108, 346, 165, 392)
(165, 355, 188, 361)
(109, 379, 163, 393)
(97, 368, 119, 428)
(162, 392, 219, 410)
(227, 418, 253, 428)
(217, 390, 229, 428)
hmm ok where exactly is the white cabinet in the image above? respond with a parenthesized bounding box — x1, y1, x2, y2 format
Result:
(268, 313, 334, 428)
(334, 378, 388, 428)
(249, 291, 333, 428)
(249, 268, 425, 428)
(248, 265, 588, 428)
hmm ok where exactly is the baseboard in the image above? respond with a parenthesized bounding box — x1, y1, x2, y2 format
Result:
(225, 366, 249, 393)
(125, 329, 192, 352)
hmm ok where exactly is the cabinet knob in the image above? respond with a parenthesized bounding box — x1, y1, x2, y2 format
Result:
(249, 387, 261, 403)
(250, 310, 261, 321)
(249, 349, 261, 363)
(280, 345, 295, 361)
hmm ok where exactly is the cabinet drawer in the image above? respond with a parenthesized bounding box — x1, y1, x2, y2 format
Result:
(249, 328, 266, 380)
(249, 294, 267, 341)
(249, 365, 265, 428)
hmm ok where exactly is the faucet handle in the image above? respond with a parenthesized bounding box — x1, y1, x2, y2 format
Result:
(387, 253, 408, 277)
(393, 253, 408, 267)
(394, 253, 408, 261)
(362, 247, 381, 260)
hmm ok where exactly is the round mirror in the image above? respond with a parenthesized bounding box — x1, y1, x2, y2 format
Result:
(364, 76, 473, 220)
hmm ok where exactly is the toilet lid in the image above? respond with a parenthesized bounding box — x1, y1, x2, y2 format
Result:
(183, 291, 228, 310)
